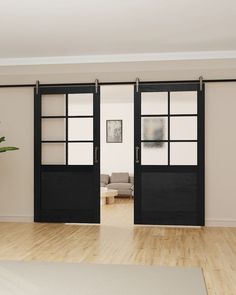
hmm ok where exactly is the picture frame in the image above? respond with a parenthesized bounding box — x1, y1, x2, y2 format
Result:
(106, 120, 123, 143)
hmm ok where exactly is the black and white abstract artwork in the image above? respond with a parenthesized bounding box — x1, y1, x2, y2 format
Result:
(106, 120, 123, 143)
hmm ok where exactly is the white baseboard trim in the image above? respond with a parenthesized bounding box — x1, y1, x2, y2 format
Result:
(205, 219, 236, 227)
(0, 215, 33, 222)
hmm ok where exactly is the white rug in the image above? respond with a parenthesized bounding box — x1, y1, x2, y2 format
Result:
(0, 261, 207, 295)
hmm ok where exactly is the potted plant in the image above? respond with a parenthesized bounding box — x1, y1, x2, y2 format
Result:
(0, 136, 18, 153)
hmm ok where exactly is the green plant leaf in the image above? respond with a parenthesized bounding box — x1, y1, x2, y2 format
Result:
(0, 135, 18, 153)
(0, 147, 19, 153)
(0, 136, 6, 143)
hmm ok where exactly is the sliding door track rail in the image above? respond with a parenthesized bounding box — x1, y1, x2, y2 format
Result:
(1, 78, 236, 88)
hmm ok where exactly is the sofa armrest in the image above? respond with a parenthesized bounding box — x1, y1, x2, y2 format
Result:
(129, 176, 134, 185)
(101, 174, 110, 185)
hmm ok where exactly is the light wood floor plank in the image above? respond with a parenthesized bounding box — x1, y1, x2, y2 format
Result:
(0, 198, 235, 295)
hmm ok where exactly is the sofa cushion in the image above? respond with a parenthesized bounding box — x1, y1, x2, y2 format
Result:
(101, 174, 110, 185)
(110, 173, 129, 183)
(107, 183, 132, 190)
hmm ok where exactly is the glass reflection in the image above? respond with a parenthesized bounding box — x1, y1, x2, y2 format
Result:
(142, 117, 167, 147)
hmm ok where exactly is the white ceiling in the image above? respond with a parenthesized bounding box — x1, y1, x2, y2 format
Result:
(0, 0, 236, 65)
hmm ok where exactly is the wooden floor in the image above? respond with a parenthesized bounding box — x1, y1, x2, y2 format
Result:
(0, 198, 235, 295)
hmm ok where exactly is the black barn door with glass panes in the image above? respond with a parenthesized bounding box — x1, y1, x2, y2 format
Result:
(134, 83, 204, 225)
(34, 85, 100, 223)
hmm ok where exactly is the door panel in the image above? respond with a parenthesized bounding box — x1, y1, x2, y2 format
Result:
(141, 171, 198, 225)
(134, 83, 204, 226)
(42, 171, 94, 210)
(35, 85, 100, 223)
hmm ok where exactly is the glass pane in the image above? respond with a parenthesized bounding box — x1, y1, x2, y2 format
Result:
(68, 143, 93, 165)
(141, 92, 168, 115)
(42, 94, 65, 116)
(42, 119, 65, 141)
(142, 142, 168, 165)
(170, 91, 197, 114)
(42, 143, 65, 165)
(170, 117, 197, 140)
(170, 142, 197, 165)
(68, 93, 93, 116)
(142, 117, 168, 141)
(68, 118, 93, 141)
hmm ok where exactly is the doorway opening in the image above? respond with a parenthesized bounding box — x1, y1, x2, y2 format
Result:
(100, 85, 134, 226)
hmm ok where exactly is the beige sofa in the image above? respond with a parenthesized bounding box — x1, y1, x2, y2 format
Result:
(101, 173, 134, 197)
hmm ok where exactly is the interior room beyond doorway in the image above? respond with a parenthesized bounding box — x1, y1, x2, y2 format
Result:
(100, 85, 134, 225)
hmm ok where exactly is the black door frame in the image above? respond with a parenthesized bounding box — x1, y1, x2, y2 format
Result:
(34, 81, 205, 225)
(34, 84, 100, 223)
(134, 82, 205, 226)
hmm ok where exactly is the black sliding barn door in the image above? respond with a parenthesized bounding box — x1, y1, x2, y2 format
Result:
(134, 83, 204, 225)
(34, 85, 100, 223)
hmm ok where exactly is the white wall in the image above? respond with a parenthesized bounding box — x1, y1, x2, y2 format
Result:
(101, 85, 134, 175)
(205, 83, 236, 226)
(0, 61, 236, 226)
(0, 88, 34, 221)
